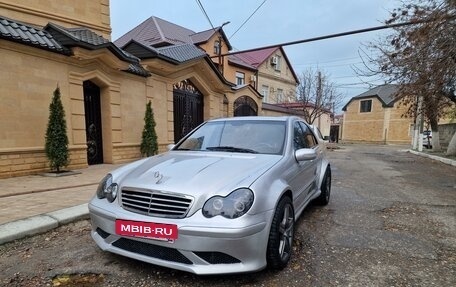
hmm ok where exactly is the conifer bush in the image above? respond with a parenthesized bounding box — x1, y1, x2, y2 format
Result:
(140, 101, 158, 157)
(45, 86, 69, 172)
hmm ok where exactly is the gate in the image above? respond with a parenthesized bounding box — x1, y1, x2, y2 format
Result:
(173, 80, 204, 142)
(83, 81, 104, 165)
(330, 125, 340, 143)
(234, 96, 258, 116)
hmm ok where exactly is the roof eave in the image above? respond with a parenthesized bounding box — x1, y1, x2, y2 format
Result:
(227, 59, 257, 71)
(45, 23, 139, 64)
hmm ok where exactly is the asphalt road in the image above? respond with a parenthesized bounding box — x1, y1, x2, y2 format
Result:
(1, 144, 455, 287)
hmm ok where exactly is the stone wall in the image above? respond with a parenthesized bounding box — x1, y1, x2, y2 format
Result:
(0, 0, 111, 38)
(0, 147, 87, 179)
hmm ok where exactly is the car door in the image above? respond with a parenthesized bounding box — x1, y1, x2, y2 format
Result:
(289, 121, 319, 210)
(299, 122, 321, 191)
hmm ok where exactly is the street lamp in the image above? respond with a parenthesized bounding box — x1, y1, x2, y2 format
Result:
(218, 21, 230, 75)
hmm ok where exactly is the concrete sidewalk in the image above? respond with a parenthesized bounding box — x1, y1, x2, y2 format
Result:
(0, 163, 124, 244)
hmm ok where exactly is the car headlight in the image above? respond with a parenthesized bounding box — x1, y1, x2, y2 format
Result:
(202, 188, 254, 219)
(96, 174, 118, 203)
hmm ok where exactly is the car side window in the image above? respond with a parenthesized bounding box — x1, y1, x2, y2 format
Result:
(293, 122, 307, 150)
(299, 122, 317, 148)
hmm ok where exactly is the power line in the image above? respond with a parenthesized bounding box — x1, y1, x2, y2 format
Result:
(213, 19, 446, 58)
(195, 0, 215, 30)
(332, 75, 364, 79)
(229, 0, 268, 39)
(335, 81, 385, 87)
(295, 62, 364, 68)
(296, 56, 361, 66)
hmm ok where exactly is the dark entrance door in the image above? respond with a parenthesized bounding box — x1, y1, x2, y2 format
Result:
(234, 96, 258, 116)
(83, 81, 103, 165)
(330, 125, 340, 143)
(173, 80, 204, 143)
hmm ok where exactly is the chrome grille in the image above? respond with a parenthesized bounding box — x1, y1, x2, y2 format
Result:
(121, 188, 193, 218)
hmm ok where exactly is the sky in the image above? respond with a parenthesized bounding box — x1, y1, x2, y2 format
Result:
(110, 0, 400, 112)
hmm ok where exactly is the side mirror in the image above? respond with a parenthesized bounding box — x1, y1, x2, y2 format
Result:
(295, 148, 317, 161)
(167, 144, 175, 151)
(323, 136, 330, 141)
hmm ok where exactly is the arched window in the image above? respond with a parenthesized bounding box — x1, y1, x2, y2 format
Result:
(234, 96, 258, 116)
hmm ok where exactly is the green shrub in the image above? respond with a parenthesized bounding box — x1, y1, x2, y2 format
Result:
(140, 101, 158, 157)
(45, 86, 69, 172)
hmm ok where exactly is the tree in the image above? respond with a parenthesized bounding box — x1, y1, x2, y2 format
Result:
(296, 69, 343, 124)
(140, 101, 158, 157)
(45, 86, 69, 172)
(360, 0, 456, 153)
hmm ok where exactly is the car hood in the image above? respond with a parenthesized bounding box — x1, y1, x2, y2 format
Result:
(115, 151, 281, 198)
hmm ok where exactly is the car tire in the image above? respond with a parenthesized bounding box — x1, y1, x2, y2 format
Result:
(266, 196, 294, 270)
(315, 167, 331, 205)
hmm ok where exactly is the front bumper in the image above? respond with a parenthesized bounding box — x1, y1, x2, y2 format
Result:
(89, 198, 273, 275)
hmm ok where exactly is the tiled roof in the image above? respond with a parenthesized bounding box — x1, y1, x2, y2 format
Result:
(45, 23, 111, 48)
(44, 23, 149, 77)
(228, 54, 257, 70)
(121, 40, 206, 64)
(233, 47, 279, 68)
(0, 16, 148, 77)
(232, 46, 299, 84)
(157, 44, 206, 63)
(357, 84, 399, 105)
(115, 16, 195, 48)
(0, 16, 70, 54)
(59, 27, 110, 45)
(190, 27, 232, 50)
(115, 16, 233, 51)
(342, 84, 400, 111)
(190, 28, 216, 44)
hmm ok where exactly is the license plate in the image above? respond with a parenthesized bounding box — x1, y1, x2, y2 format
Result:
(115, 219, 178, 241)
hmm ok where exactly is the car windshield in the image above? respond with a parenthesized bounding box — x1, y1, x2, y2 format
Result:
(175, 120, 286, 155)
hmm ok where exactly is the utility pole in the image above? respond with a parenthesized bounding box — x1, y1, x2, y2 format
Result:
(413, 95, 424, 151)
(316, 71, 322, 104)
(316, 71, 322, 129)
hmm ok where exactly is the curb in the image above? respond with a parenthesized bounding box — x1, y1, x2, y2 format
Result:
(408, 150, 456, 167)
(0, 203, 89, 245)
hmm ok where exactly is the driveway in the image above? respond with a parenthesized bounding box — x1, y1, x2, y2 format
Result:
(1, 144, 455, 286)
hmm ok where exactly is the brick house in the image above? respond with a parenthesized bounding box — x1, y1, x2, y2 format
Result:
(341, 84, 413, 144)
(228, 47, 299, 104)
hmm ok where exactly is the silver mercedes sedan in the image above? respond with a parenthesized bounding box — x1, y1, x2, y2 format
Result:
(89, 116, 331, 275)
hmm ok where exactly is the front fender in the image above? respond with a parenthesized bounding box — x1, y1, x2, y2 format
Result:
(248, 177, 291, 216)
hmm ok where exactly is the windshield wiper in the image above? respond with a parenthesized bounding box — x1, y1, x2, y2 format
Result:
(206, 146, 258, 154)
